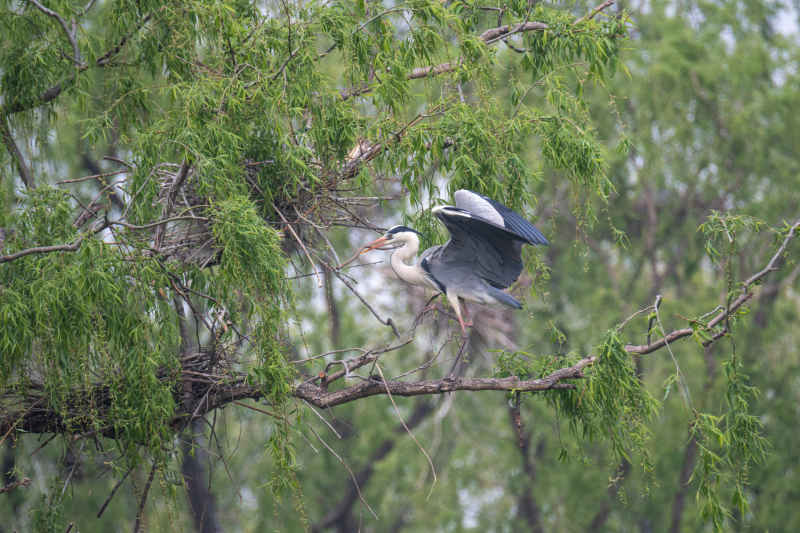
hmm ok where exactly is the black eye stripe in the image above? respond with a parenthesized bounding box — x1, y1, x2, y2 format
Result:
(386, 225, 422, 236)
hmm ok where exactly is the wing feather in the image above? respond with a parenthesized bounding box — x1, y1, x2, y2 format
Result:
(454, 189, 548, 245)
(428, 190, 548, 290)
(430, 206, 524, 289)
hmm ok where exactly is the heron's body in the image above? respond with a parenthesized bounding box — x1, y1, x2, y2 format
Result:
(359, 189, 548, 332)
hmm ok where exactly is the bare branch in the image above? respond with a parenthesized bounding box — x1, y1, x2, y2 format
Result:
(294, 357, 592, 409)
(0, 211, 208, 265)
(313, 400, 434, 532)
(374, 362, 437, 493)
(573, 0, 616, 26)
(97, 467, 133, 518)
(331, 268, 400, 337)
(307, 424, 379, 520)
(0, 235, 87, 264)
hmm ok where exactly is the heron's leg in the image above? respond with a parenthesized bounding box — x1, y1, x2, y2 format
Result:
(460, 298, 473, 328)
(446, 290, 469, 333)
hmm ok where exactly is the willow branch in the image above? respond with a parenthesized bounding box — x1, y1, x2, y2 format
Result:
(293, 357, 592, 409)
(27, 0, 82, 65)
(573, 0, 616, 26)
(340, 21, 549, 101)
(0, 235, 88, 264)
(625, 219, 800, 355)
(3, 14, 153, 115)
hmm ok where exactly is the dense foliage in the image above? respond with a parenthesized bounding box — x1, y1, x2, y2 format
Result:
(1, 0, 798, 531)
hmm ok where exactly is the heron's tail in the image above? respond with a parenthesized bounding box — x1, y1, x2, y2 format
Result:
(488, 287, 522, 309)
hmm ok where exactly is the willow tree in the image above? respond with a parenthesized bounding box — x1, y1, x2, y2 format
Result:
(0, 0, 796, 531)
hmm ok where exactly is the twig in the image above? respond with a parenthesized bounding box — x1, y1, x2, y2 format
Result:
(653, 296, 693, 409)
(331, 268, 400, 337)
(573, 0, 616, 25)
(30, 433, 59, 457)
(103, 156, 135, 168)
(646, 294, 662, 345)
(232, 400, 282, 419)
(274, 203, 322, 288)
(57, 169, 129, 184)
(307, 424, 379, 519)
(303, 401, 343, 439)
(374, 362, 438, 497)
(97, 467, 134, 517)
(61, 441, 86, 498)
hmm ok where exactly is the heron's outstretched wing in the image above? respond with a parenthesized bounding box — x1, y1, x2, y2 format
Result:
(427, 191, 547, 290)
(428, 206, 523, 289)
(454, 189, 548, 245)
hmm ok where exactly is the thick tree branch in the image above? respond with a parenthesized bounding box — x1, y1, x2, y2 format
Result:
(293, 359, 590, 409)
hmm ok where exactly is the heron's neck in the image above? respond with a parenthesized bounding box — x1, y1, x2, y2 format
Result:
(389, 239, 427, 286)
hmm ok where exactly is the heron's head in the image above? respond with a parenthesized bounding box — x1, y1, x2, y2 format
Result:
(360, 225, 422, 254)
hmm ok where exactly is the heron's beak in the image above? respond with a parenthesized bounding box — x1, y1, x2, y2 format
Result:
(359, 236, 391, 254)
(337, 235, 395, 269)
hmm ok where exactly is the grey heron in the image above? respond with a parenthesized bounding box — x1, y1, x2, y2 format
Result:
(353, 190, 548, 332)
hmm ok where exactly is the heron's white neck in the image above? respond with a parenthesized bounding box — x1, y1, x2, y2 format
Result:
(389, 234, 428, 287)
